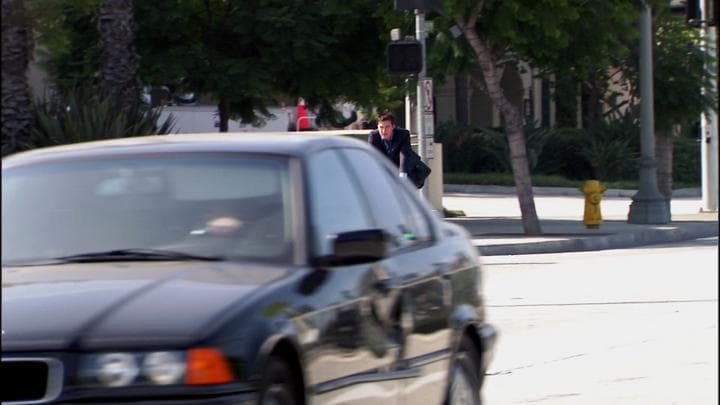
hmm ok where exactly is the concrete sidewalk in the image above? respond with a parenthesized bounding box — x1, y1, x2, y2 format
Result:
(442, 185, 719, 256)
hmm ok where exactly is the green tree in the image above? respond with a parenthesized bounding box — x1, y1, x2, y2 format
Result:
(30, 0, 100, 92)
(13, 0, 172, 148)
(2, 0, 35, 156)
(134, 0, 392, 131)
(30, 85, 174, 148)
(433, 0, 600, 234)
(623, 6, 717, 198)
(537, 1, 639, 130)
(431, 0, 650, 234)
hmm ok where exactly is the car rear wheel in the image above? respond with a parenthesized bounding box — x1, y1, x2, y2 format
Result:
(446, 336, 482, 405)
(259, 357, 297, 405)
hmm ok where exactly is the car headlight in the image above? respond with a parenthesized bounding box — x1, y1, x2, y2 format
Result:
(142, 351, 185, 385)
(80, 348, 233, 387)
(94, 352, 140, 387)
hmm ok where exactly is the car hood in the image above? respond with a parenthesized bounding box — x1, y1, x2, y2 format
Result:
(1, 261, 291, 351)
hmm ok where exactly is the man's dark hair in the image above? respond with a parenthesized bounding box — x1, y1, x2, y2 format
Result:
(377, 111, 395, 125)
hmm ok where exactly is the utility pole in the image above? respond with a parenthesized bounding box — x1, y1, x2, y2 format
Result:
(405, 78, 412, 130)
(393, 0, 438, 198)
(628, 1, 671, 224)
(415, 9, 431, 198)
(700, 0, 718, 212)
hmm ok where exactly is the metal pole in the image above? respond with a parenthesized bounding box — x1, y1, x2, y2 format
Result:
(628, 2, 671, 224)
(700, 0, 718, 212)
(415, 9, 428, 198)
(405, 78, 412, 131)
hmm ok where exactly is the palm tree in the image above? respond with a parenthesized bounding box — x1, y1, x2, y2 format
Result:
(97, 0, 140, 110)
(2, 0, 34, 156)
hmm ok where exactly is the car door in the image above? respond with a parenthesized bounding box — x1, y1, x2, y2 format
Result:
(301, 148, 402, 405)
(340, 148, 454, 404)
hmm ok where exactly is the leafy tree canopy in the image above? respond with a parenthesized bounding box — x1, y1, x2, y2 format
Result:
(430, 0, 639, 85)
(134, 0, 395, 125)
(30, 0, 411, 126)
(28, 0, 100, 92)
(623, 5, 718, 133)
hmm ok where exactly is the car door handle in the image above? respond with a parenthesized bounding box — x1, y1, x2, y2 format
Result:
(433, 262, 452, 277)
(400, 303, 414, 334)
(373, 277, 393, 294)
(371, 265, 393, 294)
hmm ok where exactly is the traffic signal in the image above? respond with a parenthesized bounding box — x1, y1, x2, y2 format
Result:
(686, 0, 700, 23)
(387, 40, 423, 75)
(394, 0, 440, 11)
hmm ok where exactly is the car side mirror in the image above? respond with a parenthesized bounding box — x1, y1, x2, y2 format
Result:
(311, 229, 388, 267)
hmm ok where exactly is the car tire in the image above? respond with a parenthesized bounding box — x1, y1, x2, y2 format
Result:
(259, 356, 298, 405)
(446, 335, 482, 405)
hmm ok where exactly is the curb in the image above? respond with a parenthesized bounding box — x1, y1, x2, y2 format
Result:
(477, 225, 719, 256)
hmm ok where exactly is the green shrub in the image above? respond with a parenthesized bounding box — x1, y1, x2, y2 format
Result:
(673, 136, 700, 184)
(444, 172, 632, 188)
(29, 86, 175, 149)
(437, 114, 697, 186)
(580, 114, 640, 181)
(435, 121, 551, 174)
(580, 131, 637, 180)
(435, 121, 508, 173)
(475, 125, 552, 173)
(534, 127, 593, 180)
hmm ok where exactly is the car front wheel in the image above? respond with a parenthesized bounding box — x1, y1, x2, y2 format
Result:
(259, 357, 297, 405)
(446, 336, 482, 405)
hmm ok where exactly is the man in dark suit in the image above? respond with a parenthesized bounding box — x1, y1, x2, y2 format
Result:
(368, 111, 414, 172)
(368, 111, 430, 188)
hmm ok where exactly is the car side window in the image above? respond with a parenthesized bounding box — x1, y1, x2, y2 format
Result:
(392, 180, 433, 243)
(340, 148, 430, 248)
(306, 149, 374, 256)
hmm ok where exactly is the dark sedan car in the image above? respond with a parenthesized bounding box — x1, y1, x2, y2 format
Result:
(2, 133, 497, 404)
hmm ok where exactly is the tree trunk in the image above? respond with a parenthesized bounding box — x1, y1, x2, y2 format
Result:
(218, 99, 229, 132)
(655, 127, 675, 200)
(1, 0, 34, 156)
(459, 19, 542, 235)
(97, 0, 140, 111)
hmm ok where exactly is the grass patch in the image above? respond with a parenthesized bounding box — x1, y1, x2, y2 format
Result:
(443, 208, 466, 218)
(444, 172, 699, 190)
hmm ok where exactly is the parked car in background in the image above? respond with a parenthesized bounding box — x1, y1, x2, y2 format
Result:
(2, 133, 497, 404)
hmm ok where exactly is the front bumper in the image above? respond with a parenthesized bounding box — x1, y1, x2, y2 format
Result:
(60, 393, 258, 405)
(1, 373, 258, 405)
(54, 383, 260, 405)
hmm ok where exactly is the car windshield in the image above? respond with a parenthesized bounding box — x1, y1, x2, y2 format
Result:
(2, 153, 295, 266)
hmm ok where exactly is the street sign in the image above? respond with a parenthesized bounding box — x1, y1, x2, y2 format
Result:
(425, 137, 434, 159)
(423, 113, 434, 136)
(422, 78, 433, 112)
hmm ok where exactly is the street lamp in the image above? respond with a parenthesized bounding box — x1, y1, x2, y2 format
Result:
(628, 1, 671, 224)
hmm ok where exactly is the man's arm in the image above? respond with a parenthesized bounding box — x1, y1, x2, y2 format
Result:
(396, 128, 416, 174)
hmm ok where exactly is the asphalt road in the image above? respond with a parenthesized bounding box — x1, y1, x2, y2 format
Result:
(479, 237, 719, 404)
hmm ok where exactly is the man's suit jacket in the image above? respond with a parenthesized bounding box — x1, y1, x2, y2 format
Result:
(368, 127, 414, 171)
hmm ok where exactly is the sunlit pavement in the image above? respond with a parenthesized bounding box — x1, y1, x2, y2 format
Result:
(442, 189, 718, 255)
(480, 240, 718, 404)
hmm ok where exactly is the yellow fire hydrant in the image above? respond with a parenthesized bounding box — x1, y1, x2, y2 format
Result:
(580, 180, 607, 229)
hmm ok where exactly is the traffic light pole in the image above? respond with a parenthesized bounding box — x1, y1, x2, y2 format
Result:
(415, 9, 429, 198)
